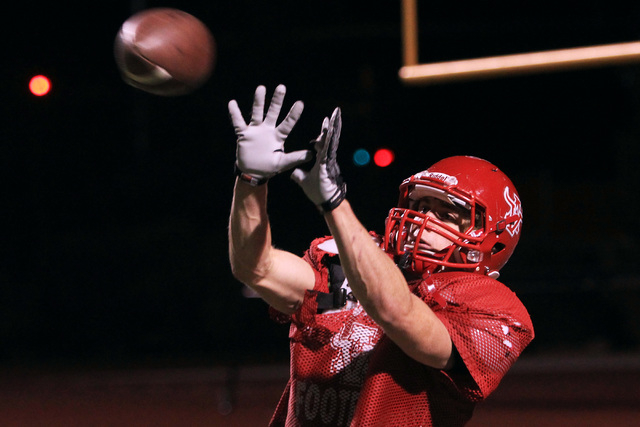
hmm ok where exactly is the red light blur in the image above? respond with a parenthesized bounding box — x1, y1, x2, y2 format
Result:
(29, 75, 51, 96)
(373, 148, 395, 167)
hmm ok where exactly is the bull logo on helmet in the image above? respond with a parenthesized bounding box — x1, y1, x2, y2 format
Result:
(504, 187, 522, 237)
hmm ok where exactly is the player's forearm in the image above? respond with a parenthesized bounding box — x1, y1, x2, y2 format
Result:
(228, 179, 316, 313)
(323, 201, 412, 324)
(324, 201, 453, 369)
(228, 179, 274, 284)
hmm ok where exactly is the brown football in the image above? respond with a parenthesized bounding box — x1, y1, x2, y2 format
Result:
(114, 8, 215, 96)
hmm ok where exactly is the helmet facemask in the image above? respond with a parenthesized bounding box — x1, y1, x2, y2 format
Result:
(385, 183, 487, 275)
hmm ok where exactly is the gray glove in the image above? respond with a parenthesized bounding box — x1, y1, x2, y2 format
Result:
(291, 107, 346, 212)
(228, 84, 312, 186)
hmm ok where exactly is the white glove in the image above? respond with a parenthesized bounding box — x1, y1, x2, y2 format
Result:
(291, 107, 346, 212)
(228, 84, 313, 186)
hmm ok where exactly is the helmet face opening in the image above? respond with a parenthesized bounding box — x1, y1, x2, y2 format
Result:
(384, 206, 484, 273)
(383, 156, 523, 277)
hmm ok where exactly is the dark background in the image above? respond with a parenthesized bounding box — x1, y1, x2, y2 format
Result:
(3, 0, 640, 369)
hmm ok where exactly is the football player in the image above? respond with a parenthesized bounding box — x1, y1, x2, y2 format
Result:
(228, 84, 534, 426)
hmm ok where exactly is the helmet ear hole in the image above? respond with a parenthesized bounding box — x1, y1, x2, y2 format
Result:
(491, 243, 506, 255)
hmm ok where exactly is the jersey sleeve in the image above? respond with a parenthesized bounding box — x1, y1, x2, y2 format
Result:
(268, 236, 336, 324)
(414, 272, 534, 400)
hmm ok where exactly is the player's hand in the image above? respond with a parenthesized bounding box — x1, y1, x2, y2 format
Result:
(291, 107, 346, 212)
(228, 84, 312, 185)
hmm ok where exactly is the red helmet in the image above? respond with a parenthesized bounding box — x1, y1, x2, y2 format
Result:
(383, 156, 523, 278)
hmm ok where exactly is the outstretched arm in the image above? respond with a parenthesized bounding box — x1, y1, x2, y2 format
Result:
(292, 108, 454, 369)
(227, 85, 316, 314)
(229, 180, 314, 314)
(324, 201, 454, 369)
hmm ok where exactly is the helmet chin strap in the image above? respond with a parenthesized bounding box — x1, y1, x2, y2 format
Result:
(454, 246, 501, 279)
(397, 253, 413, 270)
(396, 252, 439, 279)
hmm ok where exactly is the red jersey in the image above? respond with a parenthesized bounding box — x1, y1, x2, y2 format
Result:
(269, 236, 534, 426)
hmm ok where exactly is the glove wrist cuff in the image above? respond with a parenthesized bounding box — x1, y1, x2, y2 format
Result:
(320, 183, 347, 212)
(235, 164, 269, 187)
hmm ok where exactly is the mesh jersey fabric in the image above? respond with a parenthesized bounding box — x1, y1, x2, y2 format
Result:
(268, 236, 534, 426)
